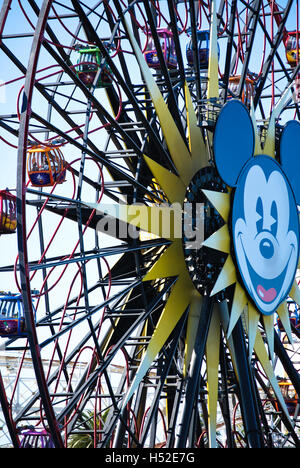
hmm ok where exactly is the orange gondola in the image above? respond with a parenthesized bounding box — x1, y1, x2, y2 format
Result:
(275, 380, 299, 416)
(27, 146, 66, 187)
(228, 75, 255, 108)
(0, 189, 17, 234)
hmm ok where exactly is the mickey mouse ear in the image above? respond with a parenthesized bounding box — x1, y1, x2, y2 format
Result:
(213, 100, 255, 187)
(280, 120, 300, 205)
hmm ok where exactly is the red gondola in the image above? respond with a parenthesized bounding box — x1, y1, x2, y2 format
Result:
(0, 190, 17, 234)
(27, 146, 66, 187)
(144, 28, 177, 70)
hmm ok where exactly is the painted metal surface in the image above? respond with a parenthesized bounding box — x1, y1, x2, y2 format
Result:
(0, 0, 299, 450)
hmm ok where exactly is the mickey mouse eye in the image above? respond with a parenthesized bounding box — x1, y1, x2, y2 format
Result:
(270, 200, 278, 237)
(255, 196, 263, 233)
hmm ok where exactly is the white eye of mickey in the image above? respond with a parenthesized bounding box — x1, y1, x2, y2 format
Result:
(255, 197, 278, 235)
(270, 201, 278, 236)
(255, 197, 263, 233)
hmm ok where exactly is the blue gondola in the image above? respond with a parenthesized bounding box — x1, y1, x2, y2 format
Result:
(0, 293, 34, 338)
(186, 30, 219, 69)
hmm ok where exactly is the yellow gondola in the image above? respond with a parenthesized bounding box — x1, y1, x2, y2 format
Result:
(27, 146, 66, 187)
(0, 189, 17, 234)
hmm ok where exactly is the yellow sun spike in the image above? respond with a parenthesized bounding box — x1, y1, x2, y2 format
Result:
(121, 275, 193, 410)
(207, 0, 219, 101)
(183, 292, 202, 377)
(247, 302, 260, 359)
(277, 301, 293, 345)
(83, 201, 182, 240)
(201, 189, 231, 222)
(202, 224, 231, 254)
(227, 282, 248, 337)
(210, 255, 237, 297)
(263, 314, 275, 362)
(184, 82, 208, 172)
(144, 156, 186, 205)
(143, 240, 186, 281)
(289, 279, 300, 305)
(123, 19, 193, 186)
(254, 331, 292, 422)
(263, 80, 294, 157)
(250, 102, 262, 156)
(206, 304, 220, 449)
(218, 301, 238, 374)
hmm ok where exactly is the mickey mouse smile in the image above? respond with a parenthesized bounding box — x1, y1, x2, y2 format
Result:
(236, 229, 296, 311)
(233, 159, 299, 315)
(213, 99, 300, 316)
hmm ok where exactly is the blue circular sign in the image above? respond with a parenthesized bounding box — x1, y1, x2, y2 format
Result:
(232, 155, 300, 315)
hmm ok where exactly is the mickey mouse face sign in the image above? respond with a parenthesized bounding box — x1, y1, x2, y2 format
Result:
(214, 100, 300, 316)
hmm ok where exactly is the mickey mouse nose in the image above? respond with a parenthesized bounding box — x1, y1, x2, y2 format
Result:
(259, 238, 274, 259)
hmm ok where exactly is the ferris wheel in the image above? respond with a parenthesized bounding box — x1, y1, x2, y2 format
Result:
(0, 0, 300, 449)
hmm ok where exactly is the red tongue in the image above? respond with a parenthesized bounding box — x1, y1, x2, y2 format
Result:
(257, 285, 277, 303)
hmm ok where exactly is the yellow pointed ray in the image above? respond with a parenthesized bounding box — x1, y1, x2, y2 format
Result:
(263, 81, 294, 157)
(144, 156, 186, 205)
(277, 301, 293, 345)
(121, 275, 193, 410)
(218, 301, 238, 375)
(184, 82, 208, 172)
(83, 201, 182, 240)
(207, 0, 219, 101)
(143, 240, 185, 281)
(289, 280, 300, 305)
(201, 189, 231, 222)
(250, 102, 262, 156)
(183, 291, 202, 377)
(210, 255, 237, 297)
(206, 304, 220, 449)
(263, 314, 275, 362)
(247, 303, 260, 359)
(227, 282, 248, 337)
(123, 18, 193, 186)
(202, 224, 230, 254)
(254, 330, 292, 422)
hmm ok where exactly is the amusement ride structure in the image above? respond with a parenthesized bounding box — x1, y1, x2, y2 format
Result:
(0, 0, 300, 449)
